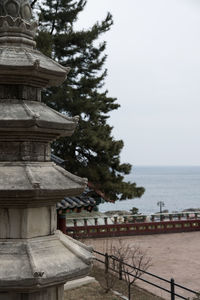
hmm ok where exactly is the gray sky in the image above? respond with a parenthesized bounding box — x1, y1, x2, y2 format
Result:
(76, 0, 200, 166)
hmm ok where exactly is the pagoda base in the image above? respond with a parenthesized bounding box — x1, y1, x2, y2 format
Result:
(0, 284, 64, 300)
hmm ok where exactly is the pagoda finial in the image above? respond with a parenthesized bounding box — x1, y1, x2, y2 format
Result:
(0, 0, 37, 47)
(0, 0, 32, 21)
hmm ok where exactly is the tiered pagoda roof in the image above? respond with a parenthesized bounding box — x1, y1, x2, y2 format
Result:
(0, 0, 93, 297)
(51, 154, 96, 212)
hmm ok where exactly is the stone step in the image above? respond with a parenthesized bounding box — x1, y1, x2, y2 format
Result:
(64, 276, 97, 290)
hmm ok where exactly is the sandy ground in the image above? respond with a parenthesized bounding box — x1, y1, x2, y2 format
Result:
(85, 232, 200, 299)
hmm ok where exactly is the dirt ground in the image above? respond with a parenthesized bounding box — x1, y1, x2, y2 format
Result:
(65, 267, 163, 300)
(64, 281, 122, 300)
(85, 232, 200, 299)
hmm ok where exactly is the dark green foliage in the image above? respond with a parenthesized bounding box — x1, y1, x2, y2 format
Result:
(34, 0, 145, 201)
(130, 207, 139, 215)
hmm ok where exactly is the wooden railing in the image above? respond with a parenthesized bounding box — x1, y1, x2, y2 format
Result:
(65, 212, 200, 238)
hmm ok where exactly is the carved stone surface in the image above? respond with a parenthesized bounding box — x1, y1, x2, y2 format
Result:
(0, 162, 87, 207)
(0, 47, 70, 87)
(0, 85, 41, 101)
(0, 206, 57, 238)
(0, 15, 37, 48)
(0, 141, 50, 161)
(0, 231, 93, 291)
(0, 100, 79, 141)
(0, 14, 70, 87)
(0, 285, 64, 300)
(0, 0, 93, 298)
(0, 0, 32, 21)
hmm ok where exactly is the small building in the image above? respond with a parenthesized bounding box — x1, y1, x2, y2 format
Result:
(52, 154, 98, 233)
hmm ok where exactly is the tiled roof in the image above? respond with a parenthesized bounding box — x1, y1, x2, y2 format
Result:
(51, 154, 65, 166)
(56, 194, 96, 211)
(51, 154, 96, 212)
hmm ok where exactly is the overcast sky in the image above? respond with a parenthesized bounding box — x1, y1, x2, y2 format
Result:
(76, 0, 200, 166)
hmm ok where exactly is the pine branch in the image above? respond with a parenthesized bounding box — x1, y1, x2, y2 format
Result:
(36, 0, 145, 201)
(50, 0, 59, 35)
(31, 0, 38, 8)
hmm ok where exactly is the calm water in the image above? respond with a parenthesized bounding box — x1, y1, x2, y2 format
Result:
(99, 166, 200, 214)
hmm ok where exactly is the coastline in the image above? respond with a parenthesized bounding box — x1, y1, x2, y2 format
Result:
(65, 207, 200, 222)
(99, 166, 200, 215)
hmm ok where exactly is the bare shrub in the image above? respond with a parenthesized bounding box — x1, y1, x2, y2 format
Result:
(95, 239, 152, 298)
(110, 240, 152, 299)
(192, 292, 200, 300)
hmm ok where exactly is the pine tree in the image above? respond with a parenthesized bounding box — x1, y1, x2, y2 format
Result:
(33, 0, 145, 201)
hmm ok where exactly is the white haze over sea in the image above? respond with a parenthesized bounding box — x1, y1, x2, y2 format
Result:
(99, 166, 200, 215)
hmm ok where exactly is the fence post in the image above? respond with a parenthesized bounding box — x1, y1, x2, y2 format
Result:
(114, 216, 118, 224)
(84, 218, 88, 227)
(119, 259, 122, 280)
(105, 253, 109, 274)
(128, 282, 131, 300)
(171, 278, 175, 300)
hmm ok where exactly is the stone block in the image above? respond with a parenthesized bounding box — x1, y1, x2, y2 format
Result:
(0, 285, 64, 300)
(0, 206, 56, 238)
(0, 231, 93, 291)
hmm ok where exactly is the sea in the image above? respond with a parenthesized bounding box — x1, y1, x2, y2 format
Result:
(99, 166, 200, 215)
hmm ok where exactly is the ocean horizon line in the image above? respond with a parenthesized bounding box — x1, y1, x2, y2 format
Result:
(132, 165, 200, 167)
(100, 165, 200, 214)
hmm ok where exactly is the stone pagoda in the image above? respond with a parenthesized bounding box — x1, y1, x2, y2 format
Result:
(0, 1, 93, 299)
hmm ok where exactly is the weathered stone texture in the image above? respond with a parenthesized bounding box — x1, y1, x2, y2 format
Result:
(0, 100, 79, 141)
(0, 85, 41, 100)
(0, 232, 92, 291)
(0, 0, 32, 21)
(0, 0, 93, 298)
(0, 285, 64, 300)
(0, 206, 56, 238)
(0, 142, 50, 161)
(0, 162, 87, 207)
